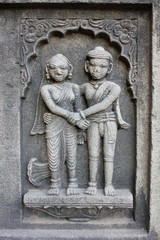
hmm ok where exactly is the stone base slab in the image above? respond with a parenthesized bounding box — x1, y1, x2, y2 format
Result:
(24, 189, 133, 209)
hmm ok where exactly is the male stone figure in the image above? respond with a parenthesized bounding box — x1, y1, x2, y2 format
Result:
(69, 46, 130, 196)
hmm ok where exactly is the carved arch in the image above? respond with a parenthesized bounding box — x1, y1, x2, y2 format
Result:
(20, 18, 138, 99)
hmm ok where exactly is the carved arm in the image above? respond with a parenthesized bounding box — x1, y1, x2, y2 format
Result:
(115, 98, 130, 129)
(41, 85, 70, 119)
(73, 84, 82, 112)
(83, 84, 121, 117)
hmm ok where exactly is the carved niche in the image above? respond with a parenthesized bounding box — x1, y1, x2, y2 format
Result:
(21, 18, 137, 220)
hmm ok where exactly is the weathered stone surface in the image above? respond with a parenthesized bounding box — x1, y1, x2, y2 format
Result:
(0, 0, 153, 4)
(0, 1, 159, 240)
(149, 0, 160, 237)
(24, 189, 133, 208)
(24, 189, 133, 220)
(0, 229, 157, 240)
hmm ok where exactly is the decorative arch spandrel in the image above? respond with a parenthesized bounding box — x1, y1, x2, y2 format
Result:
(19, 18, 138, 99)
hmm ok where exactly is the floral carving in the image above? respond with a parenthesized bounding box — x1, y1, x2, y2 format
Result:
(21, 20, 45, 43)
(37, 206, 105, 219)
(113, 20, 137, 44)
(20, 19, 72, 43)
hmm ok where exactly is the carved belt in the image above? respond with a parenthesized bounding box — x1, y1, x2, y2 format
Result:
(87, 111, 116, 123)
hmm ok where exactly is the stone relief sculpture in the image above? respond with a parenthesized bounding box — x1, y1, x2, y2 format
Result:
(25, 47, 133, 219)
(68, 46, 130, 196)
(28, 47, 130, 197)
(20, 18, 136, 219)
(40, 54, 89, 196)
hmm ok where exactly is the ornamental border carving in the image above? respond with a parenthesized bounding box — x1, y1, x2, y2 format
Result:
(19, 18, 138, 99)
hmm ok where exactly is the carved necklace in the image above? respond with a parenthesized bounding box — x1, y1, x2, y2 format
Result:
(90, 80, 105, 89)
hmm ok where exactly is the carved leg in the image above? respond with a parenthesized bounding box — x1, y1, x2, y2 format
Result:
(47, 172, 60, 195)
(103, 121, 117, 196)
(85, 123, 100, 195)
(47, 135, 61, 195)
(85, 158, 99, 195)
(67, 175, 79, 196)
(65, 125, 79, 196)
(104, 160, 115, 196)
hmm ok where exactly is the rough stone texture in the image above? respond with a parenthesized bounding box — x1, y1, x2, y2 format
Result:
(149, 0, 160, 238)
(0, 10, 22, 228)
(24, 189, 133, 207)
(23, 189, 133, 219)
(0, 1, 159, 240)
(0, 229, 157, 240)
(0, 0, 152, 3)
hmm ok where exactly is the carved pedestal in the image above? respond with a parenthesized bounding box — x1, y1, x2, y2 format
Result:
(24, 189, 133, 220)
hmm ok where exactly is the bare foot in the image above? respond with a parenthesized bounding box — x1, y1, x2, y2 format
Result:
(66, 187, 80, 196)
(47, 188, 60, 195)
(85, 186, 97, 195)
(104, 184, 115, 196)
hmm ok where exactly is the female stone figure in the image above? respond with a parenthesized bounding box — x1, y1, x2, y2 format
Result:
(41, 54, 89, 196)
(69, 46, 130, 196)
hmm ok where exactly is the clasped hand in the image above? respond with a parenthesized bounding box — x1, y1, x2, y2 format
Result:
(43, 112, 90, 130)
(68, 112, 90, 130)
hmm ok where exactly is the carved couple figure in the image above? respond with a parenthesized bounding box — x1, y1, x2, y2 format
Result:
(40, 46, 130, 196)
